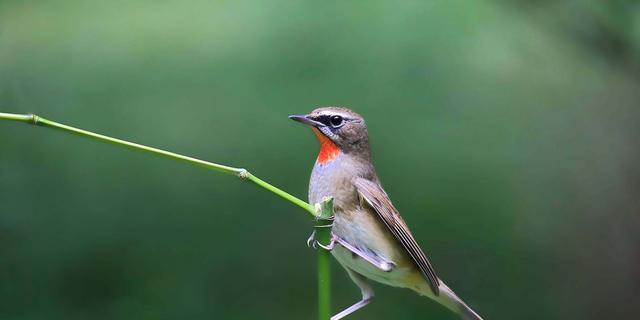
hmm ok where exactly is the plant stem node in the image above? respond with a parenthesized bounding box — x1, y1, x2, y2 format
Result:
(238, 169, 250, 179)
(27, 114, 40, 125)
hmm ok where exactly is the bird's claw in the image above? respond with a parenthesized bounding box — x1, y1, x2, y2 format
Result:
(306, 230, 336, 251)
(307, 230, 317, 249)
(316, 236, 336, 251)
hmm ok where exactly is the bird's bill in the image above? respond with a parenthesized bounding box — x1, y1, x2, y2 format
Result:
(288, 114, 325, 127)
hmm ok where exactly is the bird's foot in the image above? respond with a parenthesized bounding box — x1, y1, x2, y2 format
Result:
(306, 230, 336, 251)
(316, 235, 336, 251)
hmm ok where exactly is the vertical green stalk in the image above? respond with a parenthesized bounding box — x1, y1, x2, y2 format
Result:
(314, 197, 335, 320)
(317, 249, 331, 320)
(0, 112, 332, 319)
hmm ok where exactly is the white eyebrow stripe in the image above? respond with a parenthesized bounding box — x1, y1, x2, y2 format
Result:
(317, 110, 351, 118)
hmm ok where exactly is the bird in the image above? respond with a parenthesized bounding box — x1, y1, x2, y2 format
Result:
(289, 107, 482, 320)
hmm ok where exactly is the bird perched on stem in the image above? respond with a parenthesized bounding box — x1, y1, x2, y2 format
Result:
(290, 107, 482, 320)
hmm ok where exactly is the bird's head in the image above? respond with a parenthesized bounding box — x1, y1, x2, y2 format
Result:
(289, 107, 370, 164)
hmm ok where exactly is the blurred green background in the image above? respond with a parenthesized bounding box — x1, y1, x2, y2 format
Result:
(1, 1, 639, 319)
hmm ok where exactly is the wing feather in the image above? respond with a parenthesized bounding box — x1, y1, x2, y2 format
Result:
(354, 177, 440, 296)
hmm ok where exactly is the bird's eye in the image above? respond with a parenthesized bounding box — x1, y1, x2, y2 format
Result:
(329, 115, 344, 127)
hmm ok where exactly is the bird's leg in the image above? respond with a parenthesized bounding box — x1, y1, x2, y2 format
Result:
(331, 268, 374, 320)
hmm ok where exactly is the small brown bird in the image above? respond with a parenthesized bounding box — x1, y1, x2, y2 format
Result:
(290, 107, 482, 320)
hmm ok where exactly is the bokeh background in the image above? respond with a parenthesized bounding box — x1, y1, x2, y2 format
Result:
(1, 1, 639, 319)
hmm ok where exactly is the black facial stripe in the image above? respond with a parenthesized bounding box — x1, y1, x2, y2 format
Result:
(314, 115, 332, 126)
(312, 115, 350, 126)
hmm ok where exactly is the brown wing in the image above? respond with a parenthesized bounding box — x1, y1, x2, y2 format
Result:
(354, 177, 440, 296)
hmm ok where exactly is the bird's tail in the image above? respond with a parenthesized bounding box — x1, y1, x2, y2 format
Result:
(432, 282, 483, 320)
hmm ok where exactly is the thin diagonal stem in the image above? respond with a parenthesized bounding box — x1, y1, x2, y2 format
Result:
(1, 111, 331, 319)
(0, 112, 315, 215)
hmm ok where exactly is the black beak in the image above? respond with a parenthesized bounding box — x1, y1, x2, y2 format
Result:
(288, 114, 325, 127)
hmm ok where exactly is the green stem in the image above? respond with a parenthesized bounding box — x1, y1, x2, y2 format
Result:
(314, 198, 335, 320)
(1, 111, 331, 319)
(0, 112, 314, 214)
(318, 248, 331, 319)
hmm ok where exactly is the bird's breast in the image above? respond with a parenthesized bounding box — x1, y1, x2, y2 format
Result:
(308, 154, 357, 206)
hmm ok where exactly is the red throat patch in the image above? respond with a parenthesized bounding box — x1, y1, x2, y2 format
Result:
(312, 128, 341, 164)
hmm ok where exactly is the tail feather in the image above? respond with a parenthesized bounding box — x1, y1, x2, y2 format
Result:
(436, 282, 483, 320)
